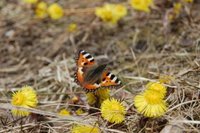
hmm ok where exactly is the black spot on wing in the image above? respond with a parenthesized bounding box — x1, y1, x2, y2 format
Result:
(110, 74, 115, 80)
(86, 55, 92, 59)
(106, 72, 110, 76)
(90, 58, 94, 62)
(115, 78, 119, 83)
(81, 51, 87, 55)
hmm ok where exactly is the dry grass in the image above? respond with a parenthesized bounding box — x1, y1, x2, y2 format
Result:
(0, 0, 200, 132)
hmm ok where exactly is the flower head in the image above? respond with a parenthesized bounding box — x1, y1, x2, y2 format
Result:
(47, 3, 64, 20)
(96, 88, 110, 104)
(166, 2, 182, 22)
(173, 3, 182, 16)
(76, 108, 84, 115)
(59, 109, 70, 116)
(86, 92, 96, 105)
(95, 4, 127, 24)
(114, 4, 127, 18)
(130, 0, 153, 13)
(71, 124, 100, 133)
(101, 98, 126, 124)
(35, 2, 48, 19)
(183, 0, 193, 3)
(134, 90, 167, 117)
(86, 88, 110, 106)
(67, 23, 78, 33)
(11, 86, 38, 116)
(146, 82, 167, 98)
(22, 0, 38, 4)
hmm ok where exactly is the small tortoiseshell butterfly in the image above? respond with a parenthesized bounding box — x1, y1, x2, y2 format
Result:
(74, 50, 121, 92)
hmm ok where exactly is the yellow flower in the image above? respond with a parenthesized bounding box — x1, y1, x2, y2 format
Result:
(11, 86, 38, 116)
(130, 0, 153, 13)
(167, 3, 182, 22)
(86, 88, 110, 106)
(134, 90, 167, 117)
(67, 23, 77, 33)
(114, 4, 127, 18)
(97, 88, 110, 104)
(35, 2, 48, 19)
(101, 98, 126, 124)
(95, 4, 127, 24)
(76, 108, 84, 115)
(59, 109, 70, 116)
(71, 124, 100, 133)
(146, 82, 167, 98)
(22, 0, 38, 4)
(47, 3, 64, 20)
(183, 0, 193, 3)
(173, 3, 182, 16)
(86, 92, 96, 105)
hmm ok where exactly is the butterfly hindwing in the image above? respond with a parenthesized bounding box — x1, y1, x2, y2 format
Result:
(100, 71, 121, 87)
(82, 83, 101, 92)
(75, 67, 101, 92)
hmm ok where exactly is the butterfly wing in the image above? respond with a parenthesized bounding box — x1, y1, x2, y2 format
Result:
(100, 71, 121, 87)
(75, 50, 101, 91)
(76, 50, 95, 67)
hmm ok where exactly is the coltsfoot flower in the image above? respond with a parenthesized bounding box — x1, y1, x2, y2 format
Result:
(67, 23, 78, 33)
(101, 98, 126, 124)
(130, 0, 153, 13)
(75, 108, 84, 115)
(183, 0, 193, 3)
(96, 88, 110, 104)
(11, 86, 38, 116)
(35, 2, 48, 19)
(59, 109, 70, 116)
(146, 82, 167, 98)
(86, 88, 110, 106)
(167, 3, 183, 21)
(71, 124, 100, 133)
(47, 3, 64, 20)
(173, 3, 182, 16)
(86, 92, 96, 105)
(134, 90, 167, 117)
(95, 3, 127, 24)
(22, 0, 38, 4)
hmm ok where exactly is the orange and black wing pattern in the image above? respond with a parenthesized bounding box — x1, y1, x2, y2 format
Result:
(100, 71, 121, 87)
(74, 50, 100, 91)
(76, 50, 95, 67)
(74, 50, 121, 92)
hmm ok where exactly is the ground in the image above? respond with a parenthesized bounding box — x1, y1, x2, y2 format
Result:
(0, 0, 200, 133)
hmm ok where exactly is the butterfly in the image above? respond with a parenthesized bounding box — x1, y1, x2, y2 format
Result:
(74, 50, 121, 92)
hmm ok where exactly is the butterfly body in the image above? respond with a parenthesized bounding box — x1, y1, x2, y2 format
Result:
(75, 50, 121, 92)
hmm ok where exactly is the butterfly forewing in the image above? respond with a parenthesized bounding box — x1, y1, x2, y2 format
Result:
(76, 50, 95, 67)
